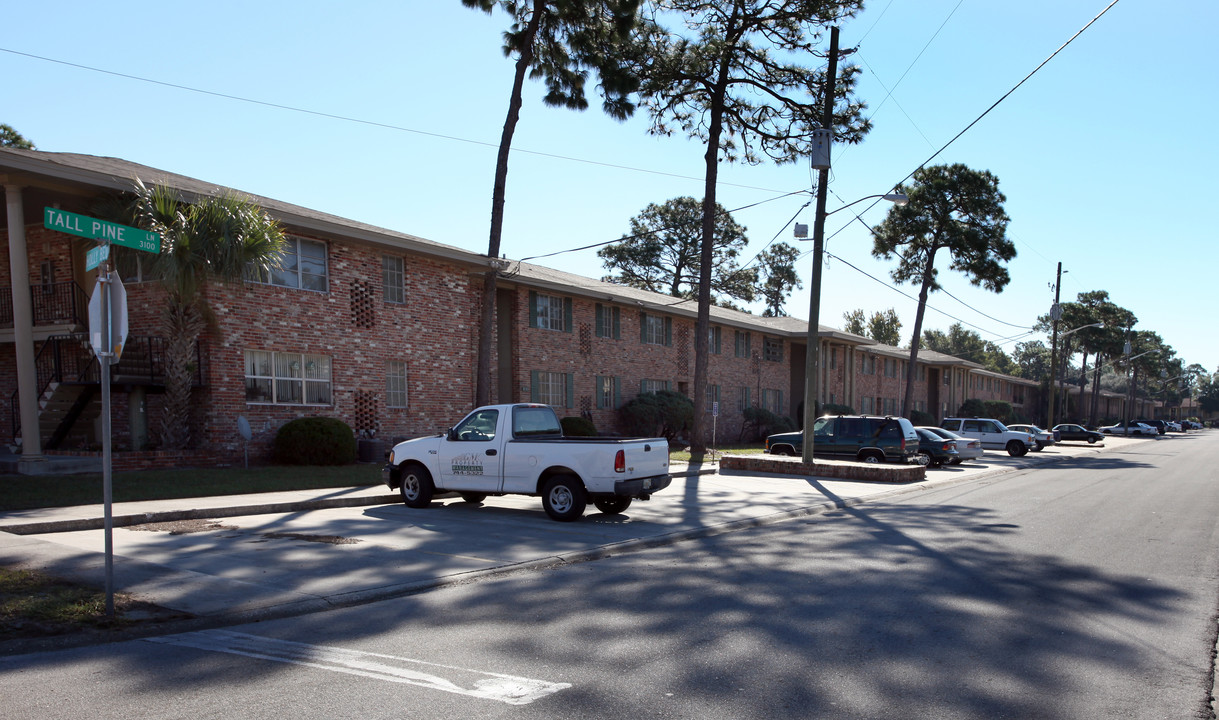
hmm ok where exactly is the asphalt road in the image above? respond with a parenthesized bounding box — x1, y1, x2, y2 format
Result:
(3, 433, 1217, 719)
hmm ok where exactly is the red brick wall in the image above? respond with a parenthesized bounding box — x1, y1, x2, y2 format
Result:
(510, 290, 790, 443)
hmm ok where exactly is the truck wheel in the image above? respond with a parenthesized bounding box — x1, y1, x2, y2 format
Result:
(770, 445, 795, 456)
(859, 451, 883, 464)
(400, 463, 435, 508)
(459, 492, 487, 504)
(541, 474, 586, 522)
(1006, 441, 1028, 457)
(594, 497, 632, 515)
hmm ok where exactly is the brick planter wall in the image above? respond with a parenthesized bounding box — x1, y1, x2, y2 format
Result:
(719, 453, 925, 483)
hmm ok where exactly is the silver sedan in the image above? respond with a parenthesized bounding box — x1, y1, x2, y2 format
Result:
(917, 426, 984, 464)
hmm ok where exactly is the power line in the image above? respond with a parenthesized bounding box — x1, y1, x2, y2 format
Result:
(0, 46, 789, 195)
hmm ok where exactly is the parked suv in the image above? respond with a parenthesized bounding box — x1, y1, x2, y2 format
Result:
(766, 415, 920, 464)
(939, 417, 1035, 457)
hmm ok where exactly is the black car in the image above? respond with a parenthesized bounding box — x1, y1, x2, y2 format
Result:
(915, 427, 959, 468)
(1051, 423, 1104, 444)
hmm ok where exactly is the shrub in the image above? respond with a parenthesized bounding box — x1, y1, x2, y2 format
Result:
(618, 390, 693, 442)
(910, 409, 937, 427)
(560, 416, 597, 437)
(273, 417, 357, 466)
(739, 406, 795, 442)
(958, 398, 988, 418)
(983, 401, 1013, 423)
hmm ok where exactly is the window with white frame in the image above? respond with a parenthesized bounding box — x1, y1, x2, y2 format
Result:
(762, 388, 782, 414)
(531, 292, 568, 332)
(245, 350, 332, 405)
(705, 384, 720, 411)
(641, 379, 669, 394)
(531, 371, 570, 407)
(595, 375, 619, 409)
(708, 326, 722, 354)
(861, 396, 874, 414)
(641, 313, 670, 346)
(246, 237, 328, 292)
(386, 360, 408, 408)
(382, 255, 405, 304)
(734, 331, 751, 358)
(595, 304, 620, 339)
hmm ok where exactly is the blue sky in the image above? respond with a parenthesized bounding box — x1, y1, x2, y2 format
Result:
(4, 0, 1215, 374)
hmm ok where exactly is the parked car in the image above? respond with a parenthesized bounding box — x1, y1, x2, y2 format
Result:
(914, 427, 959, 468)
(1133, 419, 1168, 435)
(1006, 423, 1055, 451)
(383, 403, 671, 521)
(1099, 421, 1158, 437)
(939, 417, 1036, 457)
(1164, 420, 1183, 432)
(1052, 423, 1105, 444)
(766, 415, 921, 464)
(917, 426, 984, 464)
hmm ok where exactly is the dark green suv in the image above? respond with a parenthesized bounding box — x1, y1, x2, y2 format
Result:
(766, 415, 920, 464)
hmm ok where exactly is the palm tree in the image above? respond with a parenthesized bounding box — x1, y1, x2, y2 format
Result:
(128, 179, 286, 449)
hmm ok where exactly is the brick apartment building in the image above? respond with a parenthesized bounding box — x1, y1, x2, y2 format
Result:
(1, 148, 1159, 469)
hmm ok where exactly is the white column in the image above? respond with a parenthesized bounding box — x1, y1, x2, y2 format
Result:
(5, 184, 43, 460)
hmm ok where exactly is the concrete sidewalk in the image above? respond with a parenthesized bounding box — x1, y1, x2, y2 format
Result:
(0, 439, 1142, 647)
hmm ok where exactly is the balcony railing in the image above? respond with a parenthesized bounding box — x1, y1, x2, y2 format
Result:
(0, 281, 89, 329)
(10, 335, 204, 444)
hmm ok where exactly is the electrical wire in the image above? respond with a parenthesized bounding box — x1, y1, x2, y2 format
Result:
(0, 46, 789, 195)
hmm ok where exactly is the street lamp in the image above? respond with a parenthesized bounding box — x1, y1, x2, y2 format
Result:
(1047, 321, 1103, 429)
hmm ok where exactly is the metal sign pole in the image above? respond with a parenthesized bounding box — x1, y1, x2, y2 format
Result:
(100, 267, 114, 617)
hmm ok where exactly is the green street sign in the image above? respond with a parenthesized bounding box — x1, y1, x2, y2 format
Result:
(85, 243, 110, 272)
(44, 207, 161, 253)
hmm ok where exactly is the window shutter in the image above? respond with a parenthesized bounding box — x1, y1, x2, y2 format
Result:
(563, 297, 573, 333)
(595, 304, 603, 334)
(640, 312, 648, 343)
(565, 373, 575, 408)
(612, 307, 621, 339)
(530, 370, 540, 403)
(613, 377, 621, 409)
(595, 375, 604, 409)
(664, 317, 672, 346)
(528, 291, 538, 329)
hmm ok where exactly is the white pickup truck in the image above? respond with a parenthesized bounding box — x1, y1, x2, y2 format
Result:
(382, 403, 671, 521)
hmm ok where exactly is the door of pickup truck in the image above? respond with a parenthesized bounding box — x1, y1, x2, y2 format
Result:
(437, 407, 504, 492)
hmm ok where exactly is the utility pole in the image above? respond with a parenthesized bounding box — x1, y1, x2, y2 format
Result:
(801, 26, 839, 464)
(1047, 262, 1062, 429)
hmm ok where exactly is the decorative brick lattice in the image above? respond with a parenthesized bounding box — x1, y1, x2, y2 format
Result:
(350, 280, 376, 328)
(579, 324, 592, 357)
(676, 325, 690, 372)
(580, 395, 592, 416)
(354, 390, 379, 434)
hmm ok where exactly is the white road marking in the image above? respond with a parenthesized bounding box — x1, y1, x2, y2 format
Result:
(147, 630, 569, 705)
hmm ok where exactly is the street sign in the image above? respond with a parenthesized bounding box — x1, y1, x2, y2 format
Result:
(85, 244, 110, 272)
(88, 272, 129, 363)
(45, 207, 161, 254)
